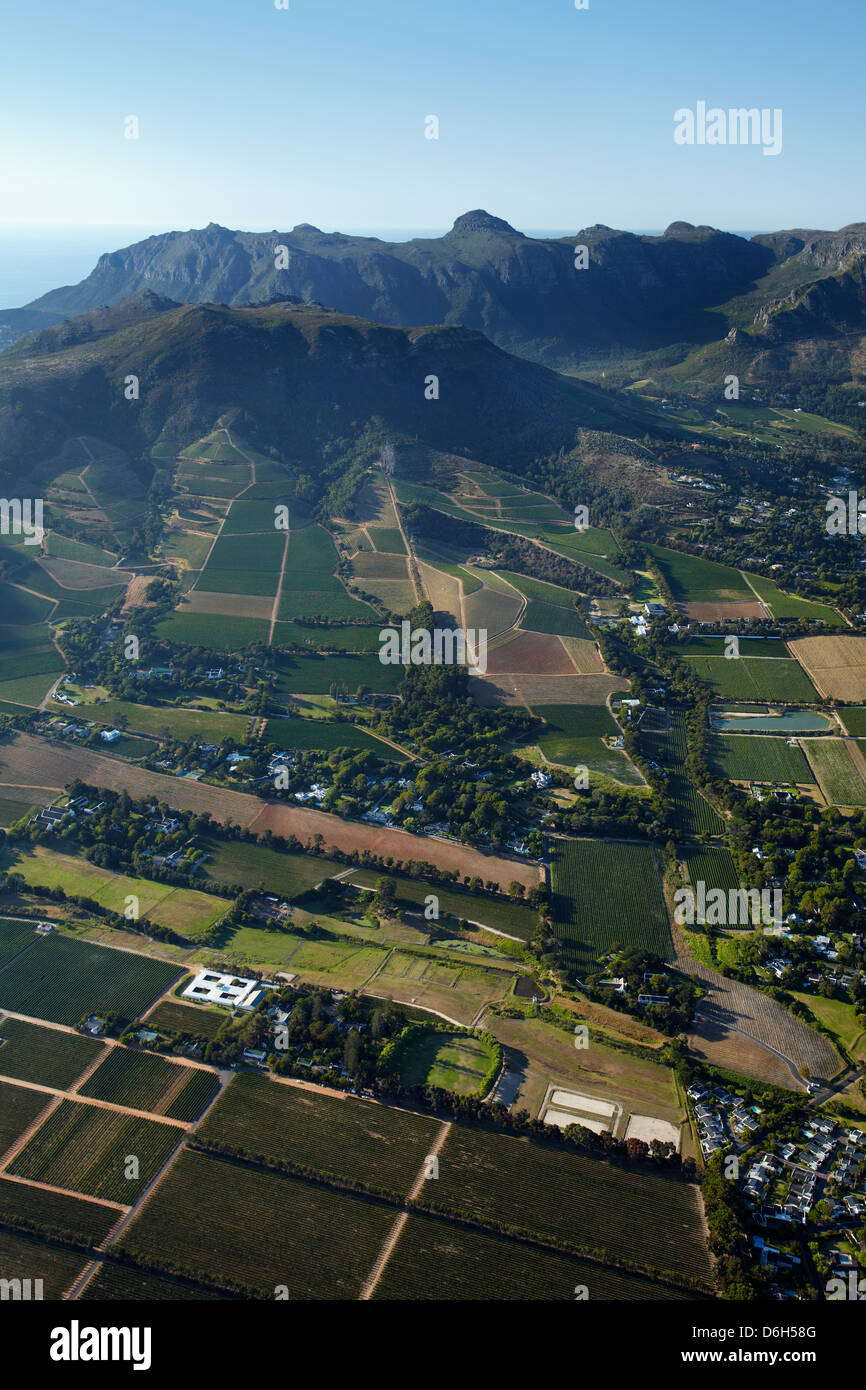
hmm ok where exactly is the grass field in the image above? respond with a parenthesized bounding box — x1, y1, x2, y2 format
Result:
(551, 839, 673, 972)
(746, 575, 841, 624)
(393, 1026, 498, 1095)
(117, 1147, 398, 1297)
(2, 845, 230, 936)
(0, 1016, 105, 1089)
(530, 703, 641, 784)
(681, 654, 817, 702)
(199, 1072, 439, 1195)
(0, 932, 181, 1027)
(9, 1099, 182, 1201)
(347, 867, 539, 939)
(709, 734, 814, 784)
(803, 739, 866, 806)
(372, 1211, 697, 1301)
(60, 699, 251, 743)
(790, 994, 866, 1063)
(262, 716, 401, 759)
(198, 835, 327, 900)
(426, 1124, 712, 1287)
(144, 999, 226, 1041)
(0, 1079, 52, 1160)
(79, 1048, 220, 1120)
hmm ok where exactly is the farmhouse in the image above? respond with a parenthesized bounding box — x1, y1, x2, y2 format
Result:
(183, 969, 275, 1011)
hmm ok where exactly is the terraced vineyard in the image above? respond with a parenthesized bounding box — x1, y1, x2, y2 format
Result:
(198, 1072, 438, 1196)
(79, 1048, 220, 1121)
(551, 838, 673, 971)
(423, 1126, 712, 1289)
(8, 1100, 182, 1202)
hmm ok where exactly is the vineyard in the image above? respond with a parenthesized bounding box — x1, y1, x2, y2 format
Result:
(0, 1079, 51, 1160)
(682, 654, 817, 702)
(423, 1125, 713, 1289)
(117, 1148, 397, 1298)
(641, 711, 724, 836)
(0, 1227, 90, 1300)
(0, 918, 37, 969)
(0, 1016, 105, 1090)
(372, 1213, 701, 1301)
(8, 1099, 182, 1202)
(145, 999, 226, 1041)
(80, 1048, 220, 1122)
(0, 1174, 118, 1246)
(682, 847, 741, 898)
(0, 933, 181, 1027)
(199, 1073, 438, 1196)
(803, 739, 866, 807)
(81, 1262, 227, 1300)
(710, 734, 814, 784)
(551, 838, 673, 971)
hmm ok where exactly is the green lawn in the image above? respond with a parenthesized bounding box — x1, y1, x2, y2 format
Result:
(394, 1026, 498, 1095)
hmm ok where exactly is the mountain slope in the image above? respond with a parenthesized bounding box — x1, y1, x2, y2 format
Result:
(0, 294, 668, 490)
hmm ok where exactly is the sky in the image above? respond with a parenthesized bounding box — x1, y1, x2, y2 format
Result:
(0, 0, 863, 240)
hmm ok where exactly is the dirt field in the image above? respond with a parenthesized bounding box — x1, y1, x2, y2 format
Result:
(182, 590, 275, 619)
(788, 635, 866, 701)
(120, 575, 156, 615)
(686, 1015, 797, 1089)
(471, 673, 629, 707)
(485, 631, 577, 676)
(681, 601, 767, 621)
(0, 733, 539, 892)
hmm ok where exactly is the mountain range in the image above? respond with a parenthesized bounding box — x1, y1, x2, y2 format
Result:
(3, 212, 866, 385)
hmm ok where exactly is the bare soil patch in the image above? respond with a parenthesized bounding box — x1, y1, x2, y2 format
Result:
(485, 631, 577, 676)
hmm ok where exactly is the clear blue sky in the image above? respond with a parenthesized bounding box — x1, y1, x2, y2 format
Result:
(1, 0, 862, 235)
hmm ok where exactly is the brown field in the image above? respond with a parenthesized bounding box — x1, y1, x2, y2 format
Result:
(788, 635, 866, 701)
(485, 631, 577, 676)
(471, 673, 629, 707)
(181, 590, 275, 619)
(558, 637, 605, 674)
(686, 1016, 797, 1090)
(120, 575, 156, 615)
(0, 734, 539, 892)
(681, 601, 767, 622)
(417, 561, 461, 621)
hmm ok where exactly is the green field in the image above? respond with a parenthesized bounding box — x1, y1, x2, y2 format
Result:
(367, 526, 406, 554)
(648, 545, 752, 602)
(840, 708, 866, 736)
(198, 835, 327, 900)
(262, 715, 401, 758)
(709, 734, 814, 784)
(199, 1072, 439, 1196)
(9, 1099, 182, 1201)
(372, 1212, 697, 1301)
(348, 867, 539, 940)
(274, 652, 403, 695)
(392, 1026, 498, 1095)
(0, 918, 40, 968)
(144, 999, 226, 1041)
(156, 611, 271, 649)
(79, 1047, 220, 1120)
(62, 698, 251, 743)
(2, 846, 230, 937)
(803, 739, 866, 807)
(271, 621, 382, 652)
(551, 839, 673, 971)
(682, 654, 817, 702)
(0, 1017, 105, 1089)
(682, 846, 740, 898)
(0, 932, 181, 1027)
(531, 703, 641, 784)
(118, 1147, 397, 1298)
(426, 1125, 712, 1288)
(745, 574, 842, 623)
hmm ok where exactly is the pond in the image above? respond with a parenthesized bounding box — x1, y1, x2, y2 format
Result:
(712, 707, 832, 733)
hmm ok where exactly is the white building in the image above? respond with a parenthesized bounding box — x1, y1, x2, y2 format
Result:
(183, 969, 274, 1011)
